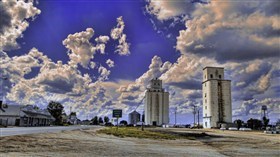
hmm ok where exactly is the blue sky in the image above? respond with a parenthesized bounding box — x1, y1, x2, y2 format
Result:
(0, 0, 279, 124)
(13, 0, 179, 80)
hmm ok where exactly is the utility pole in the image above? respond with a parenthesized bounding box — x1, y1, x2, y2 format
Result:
(192, 105, 197, 127)
(175, 107, 177, 125)
(141, 111, 144, 131)
(197, 109, 199, 129)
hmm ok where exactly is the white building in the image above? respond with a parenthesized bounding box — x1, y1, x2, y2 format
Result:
(145, 78, 169, 126)
(202, 67, 232, 128)
(0, 104, 54, 127)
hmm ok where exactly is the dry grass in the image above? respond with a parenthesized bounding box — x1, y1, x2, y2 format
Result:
(0, 128, 279, 157)
(97, 127, 197, 140)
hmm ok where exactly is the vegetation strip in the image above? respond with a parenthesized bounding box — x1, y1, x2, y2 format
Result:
(97, 127, 200, 140)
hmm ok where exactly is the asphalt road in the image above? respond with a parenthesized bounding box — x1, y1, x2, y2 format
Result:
(0, 125, 101, 137)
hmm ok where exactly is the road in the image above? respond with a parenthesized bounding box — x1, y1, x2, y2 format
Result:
(0, 125, 101, 137)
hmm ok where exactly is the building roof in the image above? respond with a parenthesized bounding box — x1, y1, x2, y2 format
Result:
(203, 66, 224, 70)
(129, 110, 140, 115)
(0, 104, 54, 119)
(0, 105, 21, 117)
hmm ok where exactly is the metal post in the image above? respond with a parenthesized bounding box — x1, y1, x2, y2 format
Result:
(175, 107, 177, 125)
(193, 112, 195, 127)
(117, 117, 119, 131)
(197, 109, 199, 129)
(193, 106, 196, 127)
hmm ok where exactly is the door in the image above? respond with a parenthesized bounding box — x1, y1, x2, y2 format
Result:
(15, 119, 20, 126)
(152, 121, 157, 126)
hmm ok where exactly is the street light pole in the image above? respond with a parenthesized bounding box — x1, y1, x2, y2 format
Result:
(197, 109, 199, 129)
(175, 107, 177, 126)
(192, 105, 196, 127)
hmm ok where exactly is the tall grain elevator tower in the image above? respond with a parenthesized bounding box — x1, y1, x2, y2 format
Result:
(145, 78, 169, 126)
(202, 67, 232, 128)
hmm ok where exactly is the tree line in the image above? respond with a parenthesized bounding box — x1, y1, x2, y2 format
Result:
(234, 116, 270, 130)
(47, 101, 110, 126)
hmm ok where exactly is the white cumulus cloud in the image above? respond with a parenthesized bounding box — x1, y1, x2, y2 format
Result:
(110, 16, 130, 56)
(0, 0, 41, 51)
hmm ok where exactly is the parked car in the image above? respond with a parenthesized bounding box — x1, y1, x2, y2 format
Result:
(239, 127, 252, 131)
(220, 127, 226, 130)
(228, 127, 238, 131)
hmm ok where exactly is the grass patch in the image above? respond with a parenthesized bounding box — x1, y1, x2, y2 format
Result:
(97, 127, 177, 140)
(97, 127, 198, 140)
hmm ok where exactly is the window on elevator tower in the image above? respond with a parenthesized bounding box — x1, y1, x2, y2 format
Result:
(210, 74, 213, 78)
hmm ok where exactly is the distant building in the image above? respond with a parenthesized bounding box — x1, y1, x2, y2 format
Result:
(145, 78, 169, 126)
(0, 104, 54, 127)
(202, 67, 232, 128)
(129, 110, 140, 125)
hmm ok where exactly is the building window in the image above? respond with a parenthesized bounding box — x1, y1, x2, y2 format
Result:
(218, 82, 221, 86)
(205, 122, 207, 127)
(219, 75, 221, 79)
(210, 74, 213, 78)
(205, 84, 206, 87)
(205, 106, 207, 109)
(205, 75, 206, 79)
(205, 99, 207, 103)
(205, 93, 206, 97)
(205, 114, 207, 117)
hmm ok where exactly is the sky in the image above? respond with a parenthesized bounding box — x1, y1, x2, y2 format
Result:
(0, 0, 279, 124)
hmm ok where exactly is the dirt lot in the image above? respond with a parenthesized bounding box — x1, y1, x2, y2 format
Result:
(0, 127, 279, 157)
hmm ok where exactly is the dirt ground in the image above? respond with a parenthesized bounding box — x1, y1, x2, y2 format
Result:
(0, 127, 279, 157)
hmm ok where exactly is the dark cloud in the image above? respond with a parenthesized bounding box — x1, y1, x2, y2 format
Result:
(232, 63, 272, 91)
(176, 1, 280, 63)
(0, 2, 11, 34)
(260, 1, 280, 16)
(39, 79, 74, 94)
(168, 80, 201, 90)
(185, 29, 279, 63)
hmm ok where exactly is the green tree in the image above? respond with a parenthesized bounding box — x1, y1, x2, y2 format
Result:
(33, 105, 39, 110)
(120, 120, 128, 125)
(263, 117, 270, 129)
(70, 112, 76, 116)
(104, 116, 110, 123)
(99, 117, 104, 124)
(247, 118, 262, 130)
(91, 116, 99, 125)
(276, 119, 280, 126)
(234, 119, 244, 129)
(47, 101, 64, 125)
